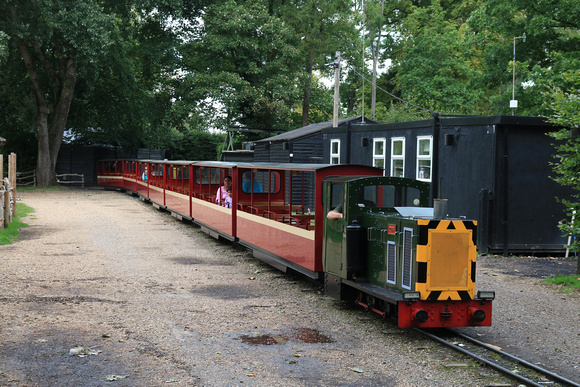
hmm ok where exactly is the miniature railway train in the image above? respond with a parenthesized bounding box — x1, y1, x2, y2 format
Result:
(97, 159, 494, 328)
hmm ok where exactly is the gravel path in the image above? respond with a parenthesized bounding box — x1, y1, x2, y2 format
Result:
(0, 188, 578, 386)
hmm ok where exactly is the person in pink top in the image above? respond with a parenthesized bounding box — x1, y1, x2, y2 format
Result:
(216, 175, 232, 206)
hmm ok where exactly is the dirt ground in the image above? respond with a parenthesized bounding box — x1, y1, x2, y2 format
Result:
(0, 188, 578, 386)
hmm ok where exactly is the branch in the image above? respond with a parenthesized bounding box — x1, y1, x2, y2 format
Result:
(32, 39, 59, 87)
(17, 38, 48, 114)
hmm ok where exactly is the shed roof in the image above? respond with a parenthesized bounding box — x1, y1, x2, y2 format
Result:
(0, 136, 6, 147)
(257, 116, 378, 143)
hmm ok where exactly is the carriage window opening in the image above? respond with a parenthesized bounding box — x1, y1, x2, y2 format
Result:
(416, 136, 432, 182)
(391, 137, 405, 178)
(330, 139, 340, 164)
(153, 164, 162, 177)
(373, 138, 386, 172)
(195, 167, 219, 184)
(241, 170, 280, 194)
(170, 166, 184, 180)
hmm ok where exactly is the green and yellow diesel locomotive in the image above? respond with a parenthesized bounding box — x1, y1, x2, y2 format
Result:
(322, 176, 494, 328)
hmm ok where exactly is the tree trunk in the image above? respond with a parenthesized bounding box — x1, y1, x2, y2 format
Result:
(368, 0, 385, 119)
(371, 55, 378, 118)
(18, 39, 77, 187)
(302, 51, 314, 127)
(48, 59, 78, 183)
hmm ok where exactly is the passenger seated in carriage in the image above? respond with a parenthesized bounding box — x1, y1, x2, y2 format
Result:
(216, 175, 232, 206)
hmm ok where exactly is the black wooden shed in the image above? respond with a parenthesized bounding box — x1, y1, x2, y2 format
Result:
(249, 117, 377, 163)
(321, 115, 571, 255)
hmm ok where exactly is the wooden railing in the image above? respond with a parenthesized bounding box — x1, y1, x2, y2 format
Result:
(16, 170, 36, 187)
(56, 173, 85, 187)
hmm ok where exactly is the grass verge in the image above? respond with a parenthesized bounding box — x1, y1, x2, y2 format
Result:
(0, 203, 35, 245)
(544, 274, 580, 293)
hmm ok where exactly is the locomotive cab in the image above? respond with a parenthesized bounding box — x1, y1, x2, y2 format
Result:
(323, 176, 429, 282)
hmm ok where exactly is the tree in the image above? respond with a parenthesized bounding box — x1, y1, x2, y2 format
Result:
(179, 0, 303, 132)
(0, 1, 208, 186)
(548, 71, 580, 273)
(0, 0, 116, 187)
(468, 0, 580, 116)
(280, 0, 358, 126)
(362, 0, 406, 119)
(67, 6, 184, 150)
(390, 1, 484, 114)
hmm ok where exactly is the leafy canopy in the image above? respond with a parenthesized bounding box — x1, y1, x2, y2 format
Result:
(548, 71, 580, 257)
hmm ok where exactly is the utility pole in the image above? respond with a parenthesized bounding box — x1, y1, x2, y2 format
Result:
(333, 51, 341, 128)
(511, 33, 526, 115)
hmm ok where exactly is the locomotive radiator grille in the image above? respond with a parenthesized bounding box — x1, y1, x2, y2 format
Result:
(402, 228, 413, 289)
(386, 241, 397, 284)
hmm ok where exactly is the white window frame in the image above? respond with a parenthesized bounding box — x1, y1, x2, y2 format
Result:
(416, 135, 433, 182)
(330, 139, 341, 164)
(390, 137, 405, 178)
(372, 138, 386, 172)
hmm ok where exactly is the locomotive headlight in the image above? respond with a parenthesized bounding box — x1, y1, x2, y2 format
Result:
(477, 290, 495, 301)
(402, 291, 421, 301)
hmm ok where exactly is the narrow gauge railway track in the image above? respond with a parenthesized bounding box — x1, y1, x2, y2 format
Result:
(415, 328, 579, 387)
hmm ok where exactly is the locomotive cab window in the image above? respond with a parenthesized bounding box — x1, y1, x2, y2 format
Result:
(356, 184, 423, 209)
(330, 184, 344, 211)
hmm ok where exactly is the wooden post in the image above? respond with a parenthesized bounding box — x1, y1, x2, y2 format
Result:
(9, 153, 16, 217)
(0, 187, 3, 230)
(3, 178, 9, 229)
(0, 154, 4, 230)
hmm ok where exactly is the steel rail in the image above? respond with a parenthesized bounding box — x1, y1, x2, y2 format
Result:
(414, 328, 579, 387)
(452, 330, 579, 387)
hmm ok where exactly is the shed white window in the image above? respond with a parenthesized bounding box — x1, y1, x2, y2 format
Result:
(372, 138, 386, 171)
(390, 137, 405, 177)
(416, 136, 432, 181)
(330, 139, 341, 164)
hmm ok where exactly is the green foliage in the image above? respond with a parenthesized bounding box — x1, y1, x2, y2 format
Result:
(66, 5, 180, 149)
(392, 1, 485, 114)
(0, 203, 34, 245)
(377, 101, 432, 123)
(0, 31, 8, 64)
(544, 274, 580, 292)
(548, 72, 580, 254)
(180, 0, 302, 131)
(165, 130, 225, 161)
(468, 0, 580, 116)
